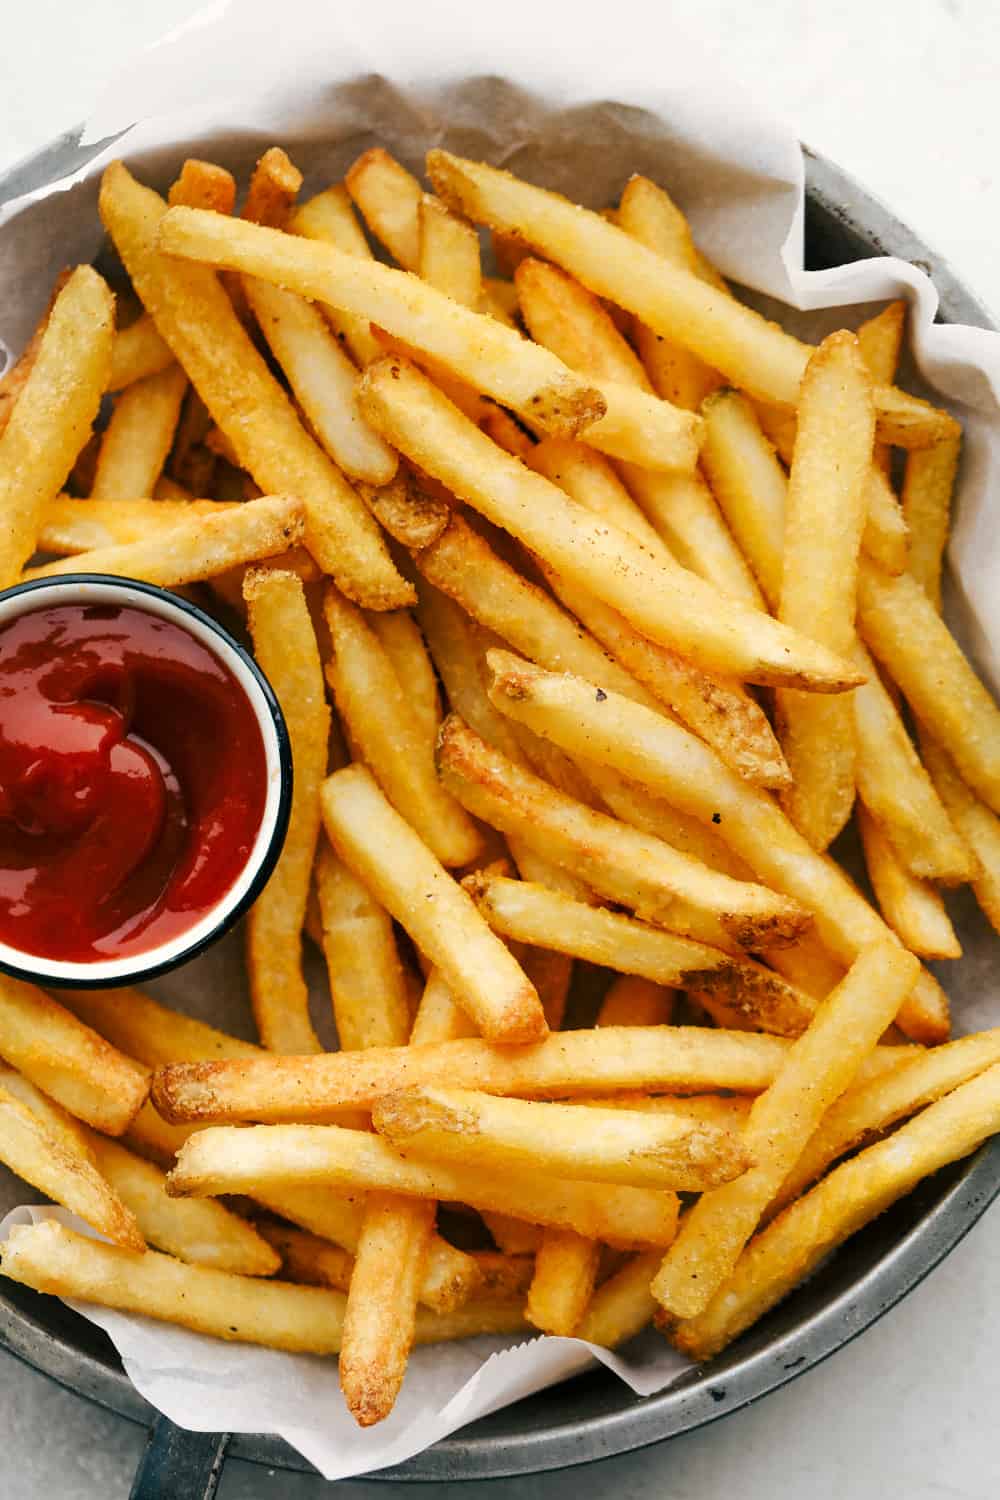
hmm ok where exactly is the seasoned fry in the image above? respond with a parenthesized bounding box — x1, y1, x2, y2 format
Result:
(358, 468, 451, 549)
(671, 1062, 1000, 1360)
(776, 332, 874, 850)
(99, 163, 409, 607)
(903, 436, 962, 609)
(0, 265, 113, 586)
(419, 193, 482, 307)
(244, 568, 329, 1054)
(356, 357, 862, 690)
(858, 561, 1000, 813)
(427, 152, 953, 446)
(315, 841, 411, 1051)
(26, 494, 304, 585)
(597, 975, 675, 1028)
(346, 148, 423, 269)
(167, 1124, 681, 1248)
(372, 1085, 753, 1191)
(87, 1133, 279, 1274)
(324, 587, 481, 866)
(439, 712, 809, 949)
(319, 764, 545, 1043)
(91, 362, 187, 499)
(0, 975, 148, 1134)
(483, 649, 947, 1042)
(0, 1085, 143, 1250)
(527, 436, 670, 558)
(527, 1230, 601, 1336)
(652, 942, 919, 1319)
(857, 804, 960, 959)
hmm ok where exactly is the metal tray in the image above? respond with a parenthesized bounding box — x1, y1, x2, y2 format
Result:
(0, 133, 997, 1486)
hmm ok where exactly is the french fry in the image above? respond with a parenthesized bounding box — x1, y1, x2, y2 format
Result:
(903, 436, 962, 610)
(323, 586, 481, 866)
(671, 1062, 1000, 1360)
(38, 496, 229, 553)
(0, 1085, 143, 1250)
(770, 1028, 1000, 1218)
(87, 1133, 279, 1275)
(526, 1229, 602, 1336)
(314, 841, 411, 1051)
(527, 436, 670, 558)
(576, 1248, 663, 1348)
(919, 730, 1000, 933)
(0, 265, 113, 586)
(857, 804, 960, 959)
(166, 1124, 681, 1248)
(597, 975, 674, 1028)
(0, 975, 148, 1135)
(319, 763, 545, 1043)
(90, 362, 187, 500)
(570, 1093, 754, 1131)
(699, 389, 788, 609)
(0, 1065, 94, 1159)
(357, 468, 451, 549)
(244, 568, 330, 1054)
(467, 873, 813, 1037)
(99, 163, 409, 607)
(439, 712, 809, 949)
(515, 257, 653, 390)
(467, 1251, 534, 1299)
(167, 159, 237, 214)
(57, 986, 260, 1068)
(367, 608, 441, 751)
(346, 148, 423, 269)
(483, 277, 520, 325)
(372, 1085, 753, 1191)
(240, 146, 301, 229)
(257, 1219, 355, 1292)
(776, 332, 874, 850)
(652, 942, 919, 1320)
(482, 1214, 542, 1255)
(427, 152, 955, 447)
(356, 357, 863, 691)
(107, 313, 176, 391)
(26, 494, 305, 586)
(858, 561, 1000, 813)
(290, 184, 384, 368)
(483, 649, 947, 1042)
(0, 269, 73, 438)
(409, 969, 478, 1045)
(419, 194, 483, 307)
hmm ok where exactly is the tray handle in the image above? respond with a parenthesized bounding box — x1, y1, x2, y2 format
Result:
(129, 1415, 230, 1500)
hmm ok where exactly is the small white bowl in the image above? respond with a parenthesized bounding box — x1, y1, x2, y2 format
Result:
(0, 574, 292, 988)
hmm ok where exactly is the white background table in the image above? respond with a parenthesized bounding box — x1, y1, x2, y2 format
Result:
(1, 3, 999, 1495)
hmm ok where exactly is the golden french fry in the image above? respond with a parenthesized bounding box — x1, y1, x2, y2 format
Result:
(167, 159, 237, 214)
(324, 587, 482, 866)
(468, 1251, 533, 1298)
(409, 969, 478, 1045)
(38, 496, 228, 553)
(527, 435, 670, 557)
(483, 647, 948, 1043)
(653, 942, 920, 1320)
(439, 712, 809, 950)
(515, 257, 653, 389)
(99, 162, 409, 607)
(257, 1219, 355, 1291)
(776, 332, 875, 851)
(575, 1248, 663, 1348)
(0, 265, 113, 585)
(699, 389, 787, 609)
(0, 1086, 143, 1250)
(527, 1229, 601, 1336)
(57, 987, 260, 1068)
(372, 1085, 753, 1191)
(358, 358, 862, 690)
(315, 841, 411, 1051)
(346, 148, 423, 269)
(87, 1133, 279, 1274)
(0, 1065, 94, 1159)
(367, 608, 441, 751)
(244, 568, 329, 1054)
(483, 277, 519, 324)
(672, 1062, 1000, 1360)
(858, 561, 1000, 814)
(903, 436, 962, 610)
(26, 494, 304, 585)
(107, 313, 175, 391)
(857, 803, 960, 959)
(167, 1124, 680, 1248)
(919, 729, 1000, 933)
(241, 146, 301, 229)
(291, 184, 384, 368)
(319, 763, 545, 1043)
(597, 975, 675, 1028)
(91, 362, 187, 500)
(419, 193, 482, 307)
(0, 975, 148, 1135)
(570, 1093, 754, 1130)
(0, 269, 73, 437)
(426, 152, 953, 447)
(357, 468, 451, 549)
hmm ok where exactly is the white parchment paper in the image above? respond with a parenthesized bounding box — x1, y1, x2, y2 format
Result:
(1, 0, 999, 1479)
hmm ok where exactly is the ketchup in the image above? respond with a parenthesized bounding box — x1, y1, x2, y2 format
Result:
(0, 602, 268, 964)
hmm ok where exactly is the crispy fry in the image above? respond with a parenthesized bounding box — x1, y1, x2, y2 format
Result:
(0, 1065, 94, 1159)
(244, 568, 330, 1053)
(91, 362, 187, 499)
(419, 194, 482, 307)
(38, 496, 228, 553)
(857, 804, 960, 959)
(515, 257, 653, 390)
(57, 986, 260, 1068)
(409, 969, 478, 1045)
(241, 146, 302, 229)
(527, 1229, 601, 1336)
(358, 468, 451, 549)
(290, 185, 384, 368)
(99, 163, 409, 606)
(903, 436, 962, 610)
(167, 159, 237, 214)
(107, 313, 175, 391)
(0, 269, 73, 437)
(167, 1124, 680, 1248)
(653, 942, 919, 1319)
(919, 729, 1000, 933)
(427, 152, 952, 447)
(527, 436, 670, 557)
(319, 764, 545, 1043)
(346, 148, 423, 269)
(484, 647, 948, 1042)
(257, 1219, 355, 1291)
(0, 265, 113, 585)
(776, 332, 874, 850)
(367, 608, 441, 751)
(315, 841, 411, 1050)
(439, 712, 808, 949)
(597, 975, 675, 1028)
(699, 389, 788, 609)
(671, 1062, 1000, 1360)
(356, 356, 862, 691)
(324, 587, 481, 866)
(372, 1085, 753, 1191)
(858, 561, 1000, 813)
(0, 975, 148, 1134)
(26, 494, 304, 585)
(576, 1248, 662, 1348)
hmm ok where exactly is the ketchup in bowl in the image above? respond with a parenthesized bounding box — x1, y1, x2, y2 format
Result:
(0, 598, 270, 966)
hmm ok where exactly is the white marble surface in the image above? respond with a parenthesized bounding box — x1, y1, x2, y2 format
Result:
(1, 3, 999, 1495)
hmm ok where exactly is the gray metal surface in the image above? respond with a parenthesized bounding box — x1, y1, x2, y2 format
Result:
(0, 132, 997, 1483)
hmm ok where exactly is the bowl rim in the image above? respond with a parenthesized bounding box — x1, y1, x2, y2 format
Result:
(0, 136, 997, 1484)
(0, 573, 293, 988)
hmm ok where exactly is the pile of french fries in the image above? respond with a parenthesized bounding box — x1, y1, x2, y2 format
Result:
(2, 140, 1000, 1430)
